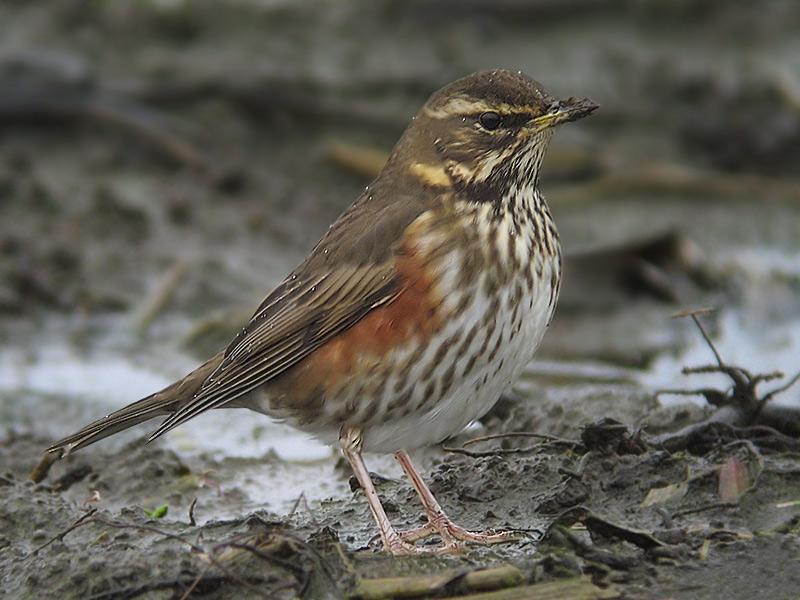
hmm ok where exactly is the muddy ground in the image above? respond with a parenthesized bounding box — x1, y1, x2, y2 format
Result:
(2, 2, 800, 599)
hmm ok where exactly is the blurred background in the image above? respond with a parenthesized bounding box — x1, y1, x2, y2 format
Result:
(1, 1, 799, 515)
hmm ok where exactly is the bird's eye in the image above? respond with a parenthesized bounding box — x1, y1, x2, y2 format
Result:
(478, 111, 502, 131)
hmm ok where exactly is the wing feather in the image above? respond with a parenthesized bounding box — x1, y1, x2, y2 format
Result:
(144, 191, 434, 441)
(147, 263, 401, 440)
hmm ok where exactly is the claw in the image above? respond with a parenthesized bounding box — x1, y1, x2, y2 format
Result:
(394, 450, 524, 548)
(398, 522, 437, 543)
(437, 523, 523, 545)
(400, 517, 523, 546)
(342, 445, 524, 557)
(385, 533, 465, 556)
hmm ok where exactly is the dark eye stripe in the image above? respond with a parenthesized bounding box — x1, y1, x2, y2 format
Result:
(495, 113, 531, 129)
(476, 112, 530, 130)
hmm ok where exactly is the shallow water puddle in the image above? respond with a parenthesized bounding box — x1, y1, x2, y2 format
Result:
(642, 310, 800, 408)
(643, 246, 800, 408)
(0, 336, 396, 514)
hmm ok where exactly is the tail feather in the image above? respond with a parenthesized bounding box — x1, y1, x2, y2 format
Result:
(47, 352, 224, 458)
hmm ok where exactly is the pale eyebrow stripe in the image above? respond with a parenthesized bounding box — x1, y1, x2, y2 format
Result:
(424, 96, 540, 119)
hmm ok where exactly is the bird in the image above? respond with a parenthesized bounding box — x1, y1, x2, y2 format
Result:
(43, 69, 597, 555)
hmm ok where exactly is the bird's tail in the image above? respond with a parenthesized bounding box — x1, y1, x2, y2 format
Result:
(45, 351, 224, 459)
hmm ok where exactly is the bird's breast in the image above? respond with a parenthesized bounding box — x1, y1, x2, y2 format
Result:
(250, 195, 561, 450)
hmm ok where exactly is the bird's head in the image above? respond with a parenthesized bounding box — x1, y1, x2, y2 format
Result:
(396, 69, 598, 196)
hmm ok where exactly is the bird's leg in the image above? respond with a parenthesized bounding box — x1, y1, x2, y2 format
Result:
(340, 429, 458, 555)
(394, 450, 522, 545)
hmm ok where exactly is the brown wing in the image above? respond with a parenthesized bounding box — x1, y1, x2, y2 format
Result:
(147, 192, 432, 441)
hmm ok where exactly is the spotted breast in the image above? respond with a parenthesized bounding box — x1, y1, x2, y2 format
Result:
(247, 185, 561, 453)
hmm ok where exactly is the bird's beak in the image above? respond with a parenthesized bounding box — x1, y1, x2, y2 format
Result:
(531, 97, 599, 130)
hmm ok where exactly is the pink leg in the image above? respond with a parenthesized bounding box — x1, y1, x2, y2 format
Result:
(395, 450, 521, 545)
(341, 447, 460, 556)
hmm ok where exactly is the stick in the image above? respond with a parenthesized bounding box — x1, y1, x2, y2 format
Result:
(133, 260, 188, 335)
(27, 508, 97, 556)
(461, 431, 580, 448)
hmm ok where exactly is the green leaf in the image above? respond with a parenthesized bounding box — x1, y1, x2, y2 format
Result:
(144, 504, 169, 519)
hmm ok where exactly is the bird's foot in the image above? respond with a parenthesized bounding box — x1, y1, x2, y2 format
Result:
(399, 517, 523, 546)
(397, 521, 438, 543)
(384, 531, 464, 556)
(439, 523, 523, 545)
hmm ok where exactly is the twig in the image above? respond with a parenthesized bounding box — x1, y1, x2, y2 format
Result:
(85, 575, 275, 600)
(672, 502, 737, 519)
(26, 508, 97, 557)
(178, 562, 213, 600)
(133, 260, 188, 335)
(187, 497, 198, 526)
(461, 431, 580, 448)
(443, 430, 580, 457)
(354, 565, 525, 600)
(735, 424, 800, 450)
(243, 518, 342, 598)
(323, 141, 387, 179)
(671, 307, 717, 319)
(442, 446, 542, 458)
(757, 370, 800, 417)
(92, 516, 203, 553)
(582, 514, 663, 550)
(90, 517, 272, 600)
(28, 451, 58, 483)
(659, 310, 800, 439)
(689, 311, 723, 368)
(287, 492, 319, 527)
(652, 418, 800, 454)
(654, 387, 729, 406)
(0, 91, 211, 171)
(217, 541, 309, 590)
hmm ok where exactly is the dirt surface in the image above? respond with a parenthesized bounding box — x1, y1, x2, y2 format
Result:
(4, 393, 800, 599)
(2, 1, 800, 599)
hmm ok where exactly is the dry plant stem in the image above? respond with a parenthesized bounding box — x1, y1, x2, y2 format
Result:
(26, 507, 98, 557)
(0, 93, 211, 171)
(134, 260, 189, 335)
(653, 416, 800, 453)
(28, 451, 58, 483)
(460, 431, 579, 448)
(689, 313, 723, 367)
(25, 512, 294, 599)
(355, 565, 525, 600)
(443, 445, 543, 458)
(220, 542, 309, 587)
(85, 575, 275, 600)
(672, 502, 738, 519)
(756, 370, 800, 418)
(656, 309, 800, 439)
(227, 523, 340, 596)
(287, 492, 318, 526)
(90, 517, 272, 599)
(452, 577, 618, 600)
(442, 431, 579, 459)
(187, 497, 198, 526)
(178, 562, 213, 600)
